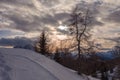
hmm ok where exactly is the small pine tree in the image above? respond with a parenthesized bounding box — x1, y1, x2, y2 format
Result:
(54, 48, 61, 63)
(100, 62, 108, 80)
(35, 30, 49, 55)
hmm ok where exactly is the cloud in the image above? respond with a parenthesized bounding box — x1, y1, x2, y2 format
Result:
(0, 0, 70, 32)
(104, 10, 120, 23)
(54, 13, 70, 22)
(0, 0, 119, 46)
(39, 0, 60, 7)
(1, 0, 103, 32)
(0, 0, 33, 6)
(104, 37, 120, 42)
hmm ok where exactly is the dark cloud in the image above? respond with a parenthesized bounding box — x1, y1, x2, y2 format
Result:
(0, 0, 33, 7)
(0, 0, 103, 31)
(38, 14, 58, 26)
(63, 1, 104, 28)
(90, 17, 104, 26)
(39, 0, 60, 7)
(0, 0, 107, 36)
(2, 14, 53, 32)
(104, 10, 120, 23)
(8, 15, 42, 32)
(64, 14, 103, 28)
(104, 37, 120, 43)
(76, 1, 101, 15)
(54, 13, 70, 21)
(2, 11, 71, 32)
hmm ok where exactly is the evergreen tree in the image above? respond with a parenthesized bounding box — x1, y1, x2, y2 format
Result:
(54, 48, 61, 63)
(35, 30, 49, 55)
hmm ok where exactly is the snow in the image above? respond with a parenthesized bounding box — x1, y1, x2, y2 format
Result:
(0, 48, 98, 80)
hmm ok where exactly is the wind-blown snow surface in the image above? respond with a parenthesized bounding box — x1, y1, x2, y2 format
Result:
(0, 48, 97, 80)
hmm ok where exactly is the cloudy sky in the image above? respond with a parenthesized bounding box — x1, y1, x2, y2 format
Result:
(0, 0, 120, 48)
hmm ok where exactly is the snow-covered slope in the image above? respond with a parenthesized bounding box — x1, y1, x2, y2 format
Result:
(0, 48, 94, 80)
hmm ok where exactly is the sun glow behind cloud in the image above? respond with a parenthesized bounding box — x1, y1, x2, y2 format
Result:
(58, 25, 68, 31)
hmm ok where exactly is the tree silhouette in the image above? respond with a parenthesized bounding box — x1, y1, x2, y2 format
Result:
(35, 30, 49, 55)
(54, 48, 61, 63)
(69, 5, 92, 74)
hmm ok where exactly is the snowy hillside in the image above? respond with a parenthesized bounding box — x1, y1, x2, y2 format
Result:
(0, 48, 98, 80)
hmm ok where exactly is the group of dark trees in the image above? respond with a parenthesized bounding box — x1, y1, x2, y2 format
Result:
(34, 5, 120, 80)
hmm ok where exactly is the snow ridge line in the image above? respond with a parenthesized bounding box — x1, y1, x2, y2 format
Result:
(1, 53, 59, 80)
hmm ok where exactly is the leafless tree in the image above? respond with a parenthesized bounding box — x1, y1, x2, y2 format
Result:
(69, 5, 92, 74)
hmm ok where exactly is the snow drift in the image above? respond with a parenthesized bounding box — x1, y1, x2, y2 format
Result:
(0, 48, 91, 80)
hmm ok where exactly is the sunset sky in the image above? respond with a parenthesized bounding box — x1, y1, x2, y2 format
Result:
(0, 0, 120, 48)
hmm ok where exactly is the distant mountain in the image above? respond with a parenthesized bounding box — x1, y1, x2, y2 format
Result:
(97, 51, 116, 60)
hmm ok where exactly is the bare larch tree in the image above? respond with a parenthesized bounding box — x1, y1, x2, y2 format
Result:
(69, 6, 92, 74)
